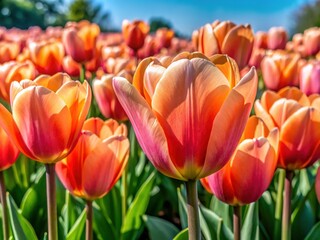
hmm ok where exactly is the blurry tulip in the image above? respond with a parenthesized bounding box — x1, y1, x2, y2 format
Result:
(93, 71, 132, 121)
(303, 27, 320, 56)
(0, 41, 20, 64)
(254, 31, 268, 49)
(197, 21, 254, 69)
(201, 116, 279, 205)
(248, 48, 266, 68)
(0, 73, 91, 163)
(122, 19, 150, 52)
(255, 87, 320, 170)
(0, 126, 19, 171)
(62, 56, 81, 77)
(267, 27, 288, 50)
(63, 21, 100, 63)
(56, 118, 129, 200)
(261, 51, 300, 91)
(299, 60, 320, 95)
(113, 53, 257, 180)
(0, 60, 37, 102)
(103, 57, 132, 74)
(28, 39, 64, 75)
(155, 27, 175, 50)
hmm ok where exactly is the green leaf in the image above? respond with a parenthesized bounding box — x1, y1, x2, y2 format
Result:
(291, 200, 315, 239)
(259, 192, 274, 239)
(7, 193, 38, 240)
(93, 204, 116, 240)
(210, 195, 232, 229)
(121, 171, 156, 240)
(173, 228, 188, 240)
(66, 208, 86, 240)
(177, 186, 188, 229)
(305, 221, 320, 240)
(241, 202, 259, 240)
(143, 215, 179, 240)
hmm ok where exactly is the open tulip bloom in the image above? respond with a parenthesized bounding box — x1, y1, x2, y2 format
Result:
(113, 52, 257, 239)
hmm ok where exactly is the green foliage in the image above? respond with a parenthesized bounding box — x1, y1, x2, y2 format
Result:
(149, 17, 172, 33)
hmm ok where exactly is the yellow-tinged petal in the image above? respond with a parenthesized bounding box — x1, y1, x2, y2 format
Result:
(35, 72, 72, 92)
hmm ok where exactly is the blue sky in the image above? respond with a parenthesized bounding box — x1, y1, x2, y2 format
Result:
(94, 0, 315, 36)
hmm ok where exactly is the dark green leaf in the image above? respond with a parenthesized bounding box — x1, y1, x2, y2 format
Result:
(143, 215, 179, 240)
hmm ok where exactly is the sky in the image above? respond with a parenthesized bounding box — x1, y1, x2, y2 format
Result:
(94, 0, 316, 36)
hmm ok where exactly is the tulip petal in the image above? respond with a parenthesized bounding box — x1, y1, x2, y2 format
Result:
(198, 24, 219, 56)
(113, 77, 184, 180)
(35, 72, 72, 92)
(254, 100, 276, 130)
(12, 86, 72, 162)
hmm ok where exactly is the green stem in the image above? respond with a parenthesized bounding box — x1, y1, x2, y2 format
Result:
(274, 169, 285, 240)
(121, 169, 127, 222)
(233, 205, 241, 240)
(281, 170, 294, 240)
(46, 163, 57, 240)
(86, 200, 93, 240)
(186, 180, 200, 240)
(0, 171, 9, 240)
(80, 63, 86, 83)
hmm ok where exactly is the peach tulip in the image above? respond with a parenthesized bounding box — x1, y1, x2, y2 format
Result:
(255, 87, 320, 170)
(0, 73, 91, 163)
(267, 27, 288, 50)
(303, 27, 320, 56)
(28, 39, 65, 75)
(63, 21, 100, 63)
(197, 21, 254, 69)
(122, 19, 150, 52)
(155, 27, 175, 50)
(201, 116, 279, 205)
(299, 60, 320, 95)
(56, 118, 129, 200)
(0, 60, 37, 102)
(62, 56, 81, 77)
(93, 71, 132, 121)
(0, 41, 20, 64)
(113, 53, 257, 180)
(0, 126, 19, 171)
(261, 51, 300, 91)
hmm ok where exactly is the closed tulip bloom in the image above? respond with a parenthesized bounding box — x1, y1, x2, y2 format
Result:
(56, 118, 129, 200)
(0, 60, 37, 102)
(201, 116, 279, 205)
(255, 87, 320, 170)
(63, 21, 100, 63)
(198, 21, 254, 70)
(113, 53, 257, 180)
(254, 31, 268, 49)
(303, 27, 320, 56)
(261, 51, 300, 91)
(0, 41, 20, 64)
(62, 55, 81, 77)
(0, 126, 19, 171)
(155, 27, 175, 50)
(299, 60, 320, 95)
(0, 73, 91, 163)
(267, 27, 288, 50)
(28, 39, 64, 75)
(122, 19, 150, 52)
(93, 71, 132, 121)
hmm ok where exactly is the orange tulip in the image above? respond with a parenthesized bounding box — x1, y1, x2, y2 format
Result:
(253, 31, 268, 49)
(63, 21, 100, 63)
(62, 56, 81, 77)
(0, 60, 37, 102)
(267, 27, 288, 50)
(28, 39, 65, 75)
(122, 19, 150, 52)
(113, 53, 257, 180)
(0, 125, 19, 171)
(201, 116, 279, 205)
(56, 118, 129, 200)
(255, 87, 320, 170)
(197, 21, 254, 69)
(0, 41, 20, 64)
(261, 51, 300, 91)
(155, 27, 175, 50)
(0, 73, 91, 163)
(299, 60, 320, 95)
(93, 71, 132, 121)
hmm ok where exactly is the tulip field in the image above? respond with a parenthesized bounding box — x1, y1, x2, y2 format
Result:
(0, 17, 320, 240)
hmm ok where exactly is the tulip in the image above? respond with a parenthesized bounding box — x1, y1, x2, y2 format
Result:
(122, 19, 150, 53)
(303, 27, 320, 56)
(0, 41, 20, 64)
(267, 27, 288, 50)
(93, 71, 132, 121)
(261, 51, 301, 91)
(155, 27, 175, 50)
(0, 60, 37, 102)
(62, 55, 81, 77)
(201, 116, 279, 206)
(197, 21, 254, 69)
(113, 52, 257, 240)
(254, 31, 268, 49)
(28, 39, 65, 75)
(299, 60, 320, 95)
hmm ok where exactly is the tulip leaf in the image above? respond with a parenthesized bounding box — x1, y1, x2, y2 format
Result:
(93, 204, 116, 240)
(241, 202, 259, 240)
(177, 186, 188, 229)
(210, 195, 232, 229)
(121, 170, 156, 240)
(173, 228, 188, 240)
(66, 208, 86, 240)
(291, 200, 315, 239)
(143, 215, 179, 240)
(258, 192, 274, 239)
(7, 193, 38, 240)
(305, 221, 320, 240)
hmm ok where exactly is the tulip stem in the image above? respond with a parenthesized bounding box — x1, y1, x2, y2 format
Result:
(233, 205, 241, 240)
(80, 63, 86, 83)
(86, 200, 93, 240)
(0, 171, 9, 240)
(46, 163, 57, 240)
(186, 180, 200, 240)
(282, 170, 294, 240)
(274, 169, 285, 240)
(121, 169, 127, 222)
